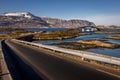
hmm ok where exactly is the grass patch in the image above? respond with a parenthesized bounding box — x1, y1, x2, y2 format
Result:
(106, 36, 120, 40)
(33, 29, 80, 40)
(56, 39, 120, 50)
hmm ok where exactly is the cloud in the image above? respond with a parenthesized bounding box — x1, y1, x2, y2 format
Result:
(82, 15, 120, 26)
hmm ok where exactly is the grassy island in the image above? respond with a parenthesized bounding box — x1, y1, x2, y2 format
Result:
(56, 39, 120, 50)
(0, 27, 25, 32)
(106, 36, 120, 40)
(33, 29, 80, 40)
(95, 31, 120, 34)
(0, 28, 81, 41)
(0, 31, 33, 40)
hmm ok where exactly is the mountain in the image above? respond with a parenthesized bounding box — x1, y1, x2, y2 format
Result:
(0, 12, 48, 28)
(41, 17, 96, 28)
(0, 12, 96, 28)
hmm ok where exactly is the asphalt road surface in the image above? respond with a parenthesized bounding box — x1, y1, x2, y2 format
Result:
(2, 39, 120, 80)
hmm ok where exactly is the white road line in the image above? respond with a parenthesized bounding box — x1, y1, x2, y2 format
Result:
(96, 69, 120, 78)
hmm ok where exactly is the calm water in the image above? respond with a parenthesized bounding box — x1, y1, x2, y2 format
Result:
(34, 34, 120, 44)
(25, 28, 69, 32)
(31, 28, 120, 58)
(86, 48, 120, 58)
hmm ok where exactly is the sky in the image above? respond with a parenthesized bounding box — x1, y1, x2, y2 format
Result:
(0, 0, 120, 26)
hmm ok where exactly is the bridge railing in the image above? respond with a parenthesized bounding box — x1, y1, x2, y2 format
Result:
(13, 39, 120, 66)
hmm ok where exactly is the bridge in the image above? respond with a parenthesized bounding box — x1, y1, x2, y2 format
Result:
(1, 39, 120, 80)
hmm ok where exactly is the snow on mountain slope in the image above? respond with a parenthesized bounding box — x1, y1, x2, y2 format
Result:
(4, 12, 34, 18)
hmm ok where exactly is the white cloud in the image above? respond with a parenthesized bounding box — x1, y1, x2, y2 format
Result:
(82, 15, 120, 26)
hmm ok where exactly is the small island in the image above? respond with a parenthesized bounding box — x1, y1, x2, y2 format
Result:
(106, 36, 120, 40)
(0, 28, 82, 41)
(0, 30, 33, 40)
(56, 39, 120, 50)
(94, 31, 120, 34)
(33, 29, 80, 40)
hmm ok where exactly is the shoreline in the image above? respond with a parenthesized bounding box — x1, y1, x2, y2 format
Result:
(106, 36, 120, 40)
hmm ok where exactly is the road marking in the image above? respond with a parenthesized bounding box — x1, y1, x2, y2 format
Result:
(96, 69, 120, 78)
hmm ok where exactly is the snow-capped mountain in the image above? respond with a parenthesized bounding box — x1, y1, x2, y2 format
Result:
(0, 12, 49, 28)
(4, 12, 34, 18)
(0, 11, 96, 28)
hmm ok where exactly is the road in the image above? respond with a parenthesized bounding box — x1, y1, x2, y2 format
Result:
(1, 39, 120, 80)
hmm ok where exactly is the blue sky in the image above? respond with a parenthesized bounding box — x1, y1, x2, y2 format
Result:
(0, 0, 120, 26)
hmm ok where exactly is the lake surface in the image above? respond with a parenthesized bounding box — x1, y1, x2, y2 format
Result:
(25, 28, 69, 32)
(33, 34, 120, 44)
(31, 28, 120, 58)
(86, 48, 120, 58)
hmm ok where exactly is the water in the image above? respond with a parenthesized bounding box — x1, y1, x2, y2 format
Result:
(0, 29, 25, 34)
(32, 28, 120, 58)
(0, 32, 10, 34)
(86, 48, 120, 58)
(107, 39, 120, 45)
(34, 34, 120, 44)
(24, 28, 69, 32)
(105, 29, 120, 32)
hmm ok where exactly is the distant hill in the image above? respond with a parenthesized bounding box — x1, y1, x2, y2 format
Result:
(41, 17, 96, 28)
(0, 12, 96, 28)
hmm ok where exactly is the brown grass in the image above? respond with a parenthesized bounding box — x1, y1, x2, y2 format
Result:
(107, 36, 120, 40)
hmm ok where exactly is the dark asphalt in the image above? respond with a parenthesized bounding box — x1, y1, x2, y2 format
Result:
(2, 39, 120, 80)
(2, 40, 42, 80)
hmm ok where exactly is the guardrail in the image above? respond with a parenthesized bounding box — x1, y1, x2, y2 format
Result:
(13, 39, 120, 66)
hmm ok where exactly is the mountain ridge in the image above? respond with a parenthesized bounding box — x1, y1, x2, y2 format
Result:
(0, 12, 96, 28)
(41, 16, 95, 28)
